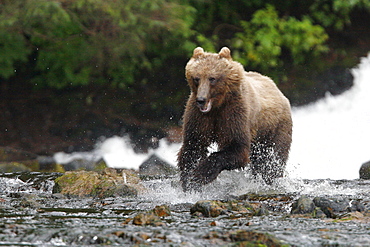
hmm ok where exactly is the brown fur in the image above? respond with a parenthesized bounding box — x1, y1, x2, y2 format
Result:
(178, 47, 292, 191)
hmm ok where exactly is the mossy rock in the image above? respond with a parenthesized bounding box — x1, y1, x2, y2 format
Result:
(0, 160, 62, 173)
(0, 162, 32, 173)
(0, 147, 37, 162)
(53, 168, 146, 198)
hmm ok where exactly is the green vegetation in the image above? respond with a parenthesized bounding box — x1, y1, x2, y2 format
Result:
(1, 0, 369, 89)
(0, 0, 369, 134)
(231, 5, 329, 75)
(0, 0, 201, 88)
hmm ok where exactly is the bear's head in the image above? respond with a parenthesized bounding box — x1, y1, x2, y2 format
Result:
(185, 47, 244, 113)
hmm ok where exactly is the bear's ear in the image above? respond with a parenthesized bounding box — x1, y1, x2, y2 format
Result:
(218, 47, 232, 60)
(192, 47, 204, 59)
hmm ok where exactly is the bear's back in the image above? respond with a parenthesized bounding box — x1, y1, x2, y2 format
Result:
(244, 71, 290, 109)
(243, 71, 291, 133)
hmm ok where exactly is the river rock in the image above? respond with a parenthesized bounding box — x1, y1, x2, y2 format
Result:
(359, 160, 370, 179)
(205, 230, 285, 246)
(291, 196, 315, 214)
(190, 200, 255, 217)
(53, 168, 146, 198)
(190, 200, 227, 217)
(139, 154, 177, 178)
(0, 147, 38, 172)
(0, 162, 32, 173)
(62, 158, 108, 171)
(132, 212, 164, 226)
(132, 205, 171, 226)
(313, 197, 351, 218)
(229, 230, 284, 246)
(255, 205, 270, 216)
(0, 147, 64, 172)
(153, 204, 171, 217)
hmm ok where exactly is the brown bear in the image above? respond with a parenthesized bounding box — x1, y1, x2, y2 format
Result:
(177, 47, 292, 191)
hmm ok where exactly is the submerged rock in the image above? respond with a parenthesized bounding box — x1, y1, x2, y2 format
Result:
(359, 160, 370, 179)
(205, 230, 286, 247)
(53, 168, 145, 198)
(229, 230, 285, 246)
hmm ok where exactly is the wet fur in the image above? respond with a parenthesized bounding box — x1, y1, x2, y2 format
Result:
(178, 47, 292, 191)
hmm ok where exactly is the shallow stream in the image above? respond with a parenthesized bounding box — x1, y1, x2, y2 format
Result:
(0, 171, 369, 246)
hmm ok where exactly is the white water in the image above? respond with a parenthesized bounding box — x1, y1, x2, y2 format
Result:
(287, 54, 370, 179)
(54, 53, 370, 180)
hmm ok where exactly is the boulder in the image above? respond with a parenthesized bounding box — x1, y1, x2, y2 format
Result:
(53, 168, 146, 198)
(313, 197, 350, 218)
(359, 160, 370, 179)
(291, 196, 315, 214)
(139, 154, 177, 178)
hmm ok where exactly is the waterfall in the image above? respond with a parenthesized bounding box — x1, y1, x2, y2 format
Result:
(287, 53, 370, 179)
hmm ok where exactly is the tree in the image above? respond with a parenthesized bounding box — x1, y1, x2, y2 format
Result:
(0, 0, 198, 88)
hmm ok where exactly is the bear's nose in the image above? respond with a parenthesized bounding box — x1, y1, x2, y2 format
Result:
(196, 97, 206, 107)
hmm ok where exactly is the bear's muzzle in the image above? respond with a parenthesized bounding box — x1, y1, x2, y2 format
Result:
(196, 97, 212, 113)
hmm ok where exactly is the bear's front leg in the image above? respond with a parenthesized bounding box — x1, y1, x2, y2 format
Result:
(186, 142, 250, 191)
(178, 143, 208, 192)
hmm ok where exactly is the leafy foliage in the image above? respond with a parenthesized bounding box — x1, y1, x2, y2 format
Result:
(231, 5, 329, 73)
(309, 0, 370, 30)
(0, 0, 199, 88)
(0, 0, 369, 90)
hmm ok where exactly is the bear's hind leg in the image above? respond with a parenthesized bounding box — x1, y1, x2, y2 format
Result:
(250, 131, 291, 185)
(252, 119, 292, 184)
(250, 140, 280, 184)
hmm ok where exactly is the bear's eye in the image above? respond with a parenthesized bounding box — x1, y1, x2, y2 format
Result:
(193, 77, 200, 85)
(209, 77, 216, 84)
